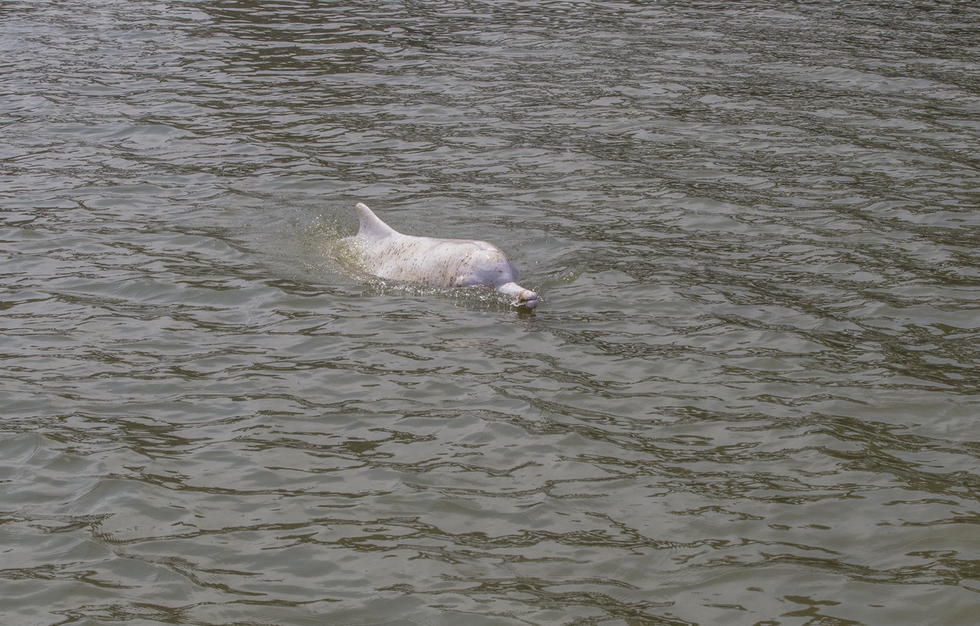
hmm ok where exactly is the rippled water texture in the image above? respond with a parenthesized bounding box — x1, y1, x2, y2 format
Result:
(2, 1, 978, 624)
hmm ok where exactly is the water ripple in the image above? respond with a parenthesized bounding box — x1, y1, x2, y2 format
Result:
(2, 0, 978, 624)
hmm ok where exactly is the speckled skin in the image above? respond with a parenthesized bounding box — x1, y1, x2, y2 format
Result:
(346, 203, 539, 309)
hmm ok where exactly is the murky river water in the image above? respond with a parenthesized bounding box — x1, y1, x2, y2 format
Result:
(2, 1, 978, 624)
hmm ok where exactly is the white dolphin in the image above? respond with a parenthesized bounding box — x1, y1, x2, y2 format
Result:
(344, 203, 539, 309)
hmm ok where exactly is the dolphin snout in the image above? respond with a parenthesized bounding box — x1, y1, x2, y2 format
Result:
(517, 290, 539, 309)
(496, 281, 539, 310)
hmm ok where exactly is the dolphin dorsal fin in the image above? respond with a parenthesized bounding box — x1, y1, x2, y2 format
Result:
(355, 202, 398, 239)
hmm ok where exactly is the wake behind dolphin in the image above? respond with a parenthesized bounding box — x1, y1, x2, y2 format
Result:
(343, 203, 539, 309)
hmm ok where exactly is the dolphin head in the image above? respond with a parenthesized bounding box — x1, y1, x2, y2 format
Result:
(496, 282, 539, 309)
